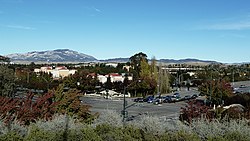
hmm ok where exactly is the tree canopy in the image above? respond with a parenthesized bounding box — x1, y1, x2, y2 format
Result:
(0, 65, 15, 97)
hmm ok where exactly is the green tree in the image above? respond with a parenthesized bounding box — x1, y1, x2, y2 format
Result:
(105, 75, 113, 90)
(0, 65, 15, 97)
(150, 57, 158, 82)
(129, 52, 147, 79)
(198, 79, 233, 105)
(159, 66, 170, 94)
(53, 85, 95, 123)
(139, 58, 151, 78)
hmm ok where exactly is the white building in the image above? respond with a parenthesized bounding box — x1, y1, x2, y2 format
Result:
(97, 73, 133, 83)
(97, 75, 108, 83)
(105, 63, 118, 68)
(34, 66, 76, 79)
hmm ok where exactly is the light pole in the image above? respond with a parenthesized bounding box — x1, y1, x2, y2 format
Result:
(122, 86, 128, 122)
(121, 79, 141, 123)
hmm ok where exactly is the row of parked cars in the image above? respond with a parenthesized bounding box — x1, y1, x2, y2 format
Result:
(134, 93, 198, 104)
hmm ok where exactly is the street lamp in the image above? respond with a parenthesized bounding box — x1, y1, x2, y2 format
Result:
(122, 86, 128, 122)
(121, 79, 141, 123)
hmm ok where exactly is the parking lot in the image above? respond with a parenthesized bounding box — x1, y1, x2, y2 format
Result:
(232, 81, 250, 94)
(80, 89, 200, 120)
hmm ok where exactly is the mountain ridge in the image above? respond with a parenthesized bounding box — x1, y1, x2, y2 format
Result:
(6, 49, 97, 63)
(5, 49, 219, 64)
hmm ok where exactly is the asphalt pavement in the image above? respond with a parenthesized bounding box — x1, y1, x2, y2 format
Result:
(80, 88, 200, 120)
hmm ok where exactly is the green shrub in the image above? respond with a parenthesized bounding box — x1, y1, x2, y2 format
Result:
(169, 130, 200, 141)
(95, 124, 124, 141)
(81, 126, 102, 141)
(123, 125, 143, 141)
(0, 119, 28, 137)
(0, 132, 23, 141)
(24, 125, 59, 141)
(93, 110, 123, 127)
(224, 131, 250, 141)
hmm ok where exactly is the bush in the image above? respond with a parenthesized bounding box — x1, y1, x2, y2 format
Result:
(53, 86, 95, 123)
(35, 114, 85, 132)
(24, 125, 58, 141)
(0, 132, 23, 141)
(0, 119, 27, 137)
(129, 115, 165, 135)
(168, 130, 200, 141)
(123, 125, 143, 141)
(0, 92, 56, 125)
(95, 124, 124, 141)
(81, 126, 102, 141)
(0, 112, 250, 140)
(93, 110, 123, 127)
(191, 118, 225, 140)
(180, 100, 214, 123)
(224, 131, 250, 141)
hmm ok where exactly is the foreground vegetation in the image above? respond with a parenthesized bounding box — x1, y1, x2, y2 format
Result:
(0, 110, 250, 141)
(1, 53, 250, 140)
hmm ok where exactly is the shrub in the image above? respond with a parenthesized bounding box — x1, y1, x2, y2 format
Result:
(0, 132, 23, 141)
(190, 118, 250, 140)
(93, 110, 123, 127)
(81, 126, 102, 141)
(95, 124, 124, 141)
(0, 92, 56, 125)
(34, 114, 85, 132)
(224, 131, 250, 141)
(168, 130, 200, 141)
(191, 118, 226, 140)
(53, 86, 95, 123)
(24, 125, 58, 141)
(179, 100, 214, 123)
(0, 118, 27, 137)
(123, 125, 143, 141)
(129, 115, 165, 135)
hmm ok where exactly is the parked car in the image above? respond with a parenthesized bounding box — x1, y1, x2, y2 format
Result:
(169, 95, 181, 103)
(153, 97, 163, 105)
(183, 95, 192, 100)
(239, 85, 246, 88)
(163, 96, 172, 103)
(173, 93, 180, 98)
(134, 97, 144, 103)
(144, 95, 154, 103)
(191, 94, 198, 99)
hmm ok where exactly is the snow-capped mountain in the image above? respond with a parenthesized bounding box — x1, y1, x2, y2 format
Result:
(7, 49, 97, 63)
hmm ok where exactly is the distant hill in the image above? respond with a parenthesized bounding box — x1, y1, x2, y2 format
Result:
(99, 58, 218, 65)
(99, 58, 129, 63)
(6, 49, 97, 63)
(158, 58, 218, 64)
(6, 49, 219, 64)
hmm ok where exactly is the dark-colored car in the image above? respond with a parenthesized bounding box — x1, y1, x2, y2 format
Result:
(163, 96, 172, 103)
(153, 97, 164, 105)
(183, 95, 192, 100)
(144, 95, 154, 103)
(134, 97, 144, 103)
(173, 93, 180, 98)
(191, 94, 198, 99)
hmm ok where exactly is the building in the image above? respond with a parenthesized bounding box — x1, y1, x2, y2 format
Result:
(34, 66, 76, 79)
(97, 73, 133, 83)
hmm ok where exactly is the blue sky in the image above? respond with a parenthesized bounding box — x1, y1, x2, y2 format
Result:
(0, 0, 250, 63)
